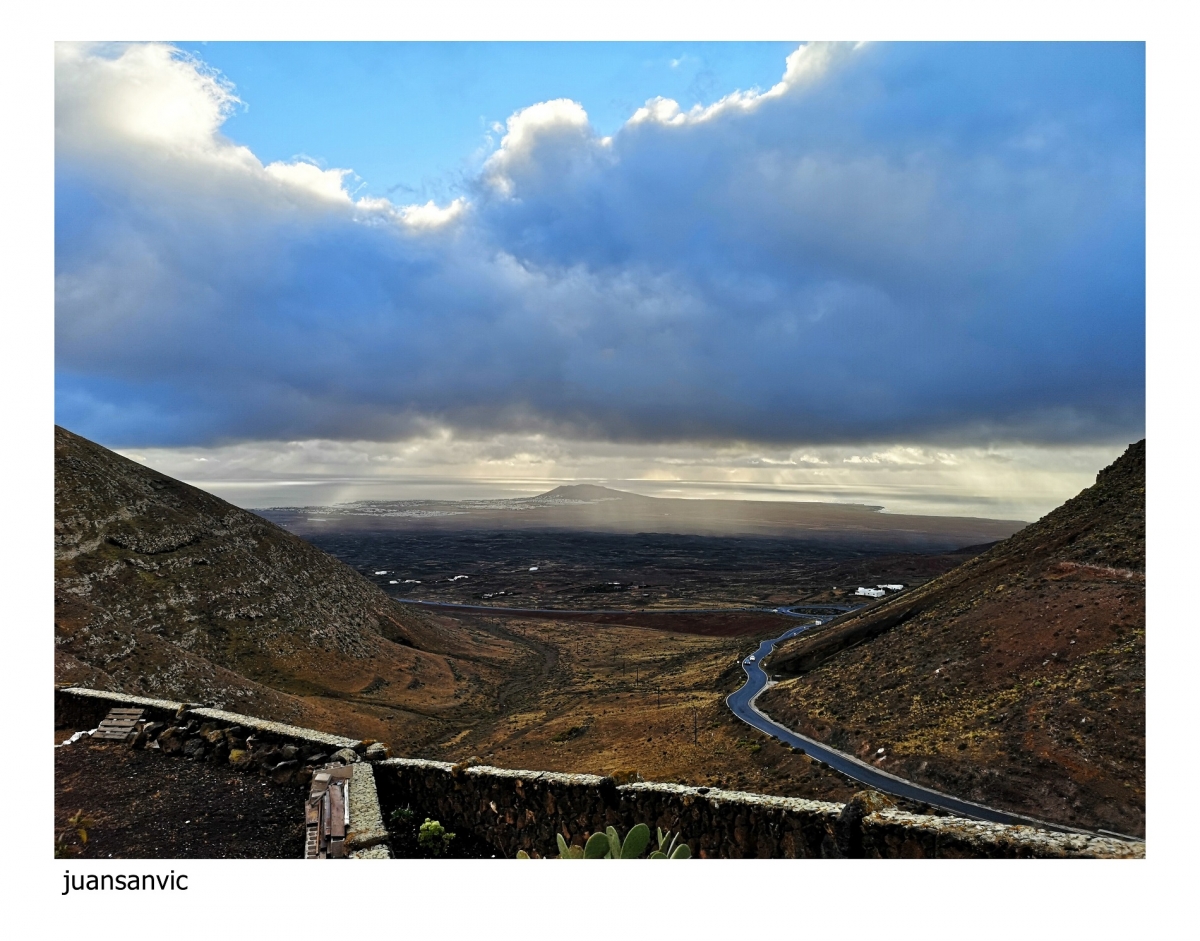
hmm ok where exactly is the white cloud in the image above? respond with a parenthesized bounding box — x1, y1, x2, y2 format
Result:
(397, 197, 468, 229)
(263, 161, 353, 203)
(57, 41, 357, 211)
(628, 41, 858, 127)
(483, 98, 605, 196)
(56, 42, 241, 157)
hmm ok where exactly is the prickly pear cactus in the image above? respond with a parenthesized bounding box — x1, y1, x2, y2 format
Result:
(521, 823, 690, 859)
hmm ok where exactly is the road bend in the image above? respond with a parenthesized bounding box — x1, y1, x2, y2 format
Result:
(401, 596, 1115, 838)
(726, 620, 1092, 835)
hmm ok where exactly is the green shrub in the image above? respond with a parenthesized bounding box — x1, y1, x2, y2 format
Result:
(417, 818, 456, 856)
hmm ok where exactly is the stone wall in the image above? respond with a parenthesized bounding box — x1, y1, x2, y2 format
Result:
(377, 758, 1144, 859)
(55, 687, 1143, 859)
(55, 686, 390, 858)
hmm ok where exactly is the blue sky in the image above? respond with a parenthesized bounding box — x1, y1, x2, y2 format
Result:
(171, 42, 799, 205)
(53, 41, 1145, 515)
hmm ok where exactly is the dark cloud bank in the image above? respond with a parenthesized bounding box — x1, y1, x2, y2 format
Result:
(55, 42, 1145, 449)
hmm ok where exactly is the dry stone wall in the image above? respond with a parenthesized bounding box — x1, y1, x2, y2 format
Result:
(55, 687, 1143, 859)
(376, 758, 1143, 859)
(55, 686, 390, 858)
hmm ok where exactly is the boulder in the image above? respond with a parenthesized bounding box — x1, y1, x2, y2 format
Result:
(181, 737, 207, 760)
(158, 726, 187, 756)
(131, 721, 165, 750)
(364, 742, 392, 761)
(228, 748, 252, 768)
(280, 744, 299, 761)
(256, 747, 284, 770)
(270, 760, 299, 785)
(331, 747, 360, 764)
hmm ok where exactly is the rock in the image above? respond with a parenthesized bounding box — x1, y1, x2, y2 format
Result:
(181, 737, 207, 760)
(201, 727, 226, 745)
(279, 744, 299, 761)
(364, 742, 391, 761)
(223, 726, 245, 745)
(131, 721, 165, 750)
(158, 726, 187, 755)
(228, 748, 252, 768)
(270, 760, 299, 785)
(451, 756, 482, 777)
(256, 747, 283, 770)
(294, 766, 314, 788)
(331, 747, 360, 765)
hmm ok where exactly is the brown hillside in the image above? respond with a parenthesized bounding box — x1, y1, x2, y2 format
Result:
(54, 426, 524, 746)
(759, 441, 1145, 836)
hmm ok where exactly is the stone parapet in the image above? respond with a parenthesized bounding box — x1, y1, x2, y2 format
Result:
(54, 688, 1144, 859)
(376, 758, 1144, 859)
(860, 810, 1143, 859)
(55, 687, 361, 750)
(347, 761, 391, 857)
(377, 758, 844, 858)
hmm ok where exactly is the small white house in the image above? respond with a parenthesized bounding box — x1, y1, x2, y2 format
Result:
(856, 587, 886, 598)
(878, 584, 904, 591)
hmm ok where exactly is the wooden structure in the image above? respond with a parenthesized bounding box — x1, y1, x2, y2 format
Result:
(90, 707, 145, 742)
(305, 765, 353, 859)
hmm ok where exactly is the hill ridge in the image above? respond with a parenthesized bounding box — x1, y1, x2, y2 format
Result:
(54, 425, 518, 744)
(760, 440, 1145, 836)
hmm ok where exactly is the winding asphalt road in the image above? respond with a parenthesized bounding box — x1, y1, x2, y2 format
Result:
(399, 595, 1119, 837)
(726, 619, 1087, 833)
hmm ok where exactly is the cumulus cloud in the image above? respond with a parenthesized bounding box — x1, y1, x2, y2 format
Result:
(55, 41, 1145, 451)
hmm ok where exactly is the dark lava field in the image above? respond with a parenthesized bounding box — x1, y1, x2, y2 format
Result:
(255, 527, 988, 611)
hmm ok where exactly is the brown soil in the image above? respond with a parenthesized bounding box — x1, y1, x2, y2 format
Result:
(410, 613, 883, 806)
(760, 441, 1145, 836)
(54, 740, 306, 858)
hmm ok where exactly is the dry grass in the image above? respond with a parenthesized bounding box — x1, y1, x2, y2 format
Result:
(414, 615, 861, 802)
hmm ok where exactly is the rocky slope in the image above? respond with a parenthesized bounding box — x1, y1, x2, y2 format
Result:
(55, 426, 524, 746)
(760, 441, 1145, 836)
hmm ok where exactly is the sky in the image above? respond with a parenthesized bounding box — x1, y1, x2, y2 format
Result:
(54, 41, 1146, 520)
